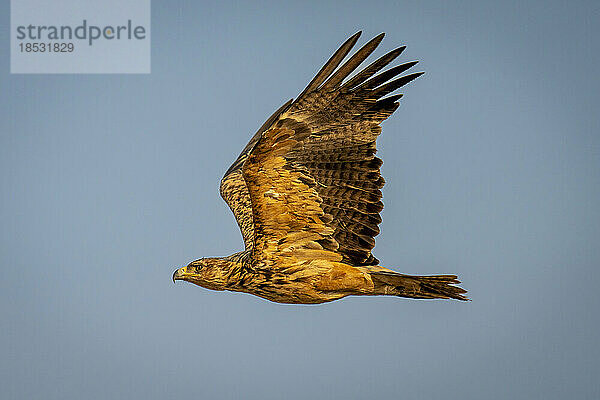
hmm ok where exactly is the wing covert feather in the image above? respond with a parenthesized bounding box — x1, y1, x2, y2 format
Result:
(242, 119, 343, 268)
(219, 100, 293, 250)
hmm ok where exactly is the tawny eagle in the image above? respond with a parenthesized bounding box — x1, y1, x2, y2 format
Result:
(172, 32, 468, 303)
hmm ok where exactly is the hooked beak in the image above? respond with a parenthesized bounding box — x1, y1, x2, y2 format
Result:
(172, 268, 183, 283)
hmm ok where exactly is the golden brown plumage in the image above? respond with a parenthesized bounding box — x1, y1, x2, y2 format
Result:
(172, 32, 468, 303)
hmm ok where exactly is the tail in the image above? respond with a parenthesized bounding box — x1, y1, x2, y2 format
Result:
(370, 271, 469, 301)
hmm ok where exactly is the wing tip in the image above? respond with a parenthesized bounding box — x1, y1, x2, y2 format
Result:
(346, 31, 363, 48)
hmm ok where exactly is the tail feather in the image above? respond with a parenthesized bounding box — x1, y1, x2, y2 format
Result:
(370, 271, 469, 301)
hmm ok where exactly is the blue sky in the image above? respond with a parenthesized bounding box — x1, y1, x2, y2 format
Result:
(1, 1, 599, 399)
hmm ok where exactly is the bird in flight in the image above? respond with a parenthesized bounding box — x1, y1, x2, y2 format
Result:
(173, 32, 468, 304)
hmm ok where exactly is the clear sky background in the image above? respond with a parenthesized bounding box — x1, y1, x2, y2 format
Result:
(1, 1, 599, 399)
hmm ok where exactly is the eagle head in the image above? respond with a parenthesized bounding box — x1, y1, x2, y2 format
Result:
(172, 258, 228, 291)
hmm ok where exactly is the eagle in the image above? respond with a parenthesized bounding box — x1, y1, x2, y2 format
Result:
(172, 32, 468, 304)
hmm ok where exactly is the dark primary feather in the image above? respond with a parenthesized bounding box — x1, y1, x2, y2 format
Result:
(357, 61, 418, 90)
(297, 31, 362, 99)
(219, 32, 423, 266)
(320, 33, 385, 90)
(341, 46, 406, 90)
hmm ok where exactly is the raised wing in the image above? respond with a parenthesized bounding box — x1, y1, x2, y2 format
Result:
(242, 32, 423, 267)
